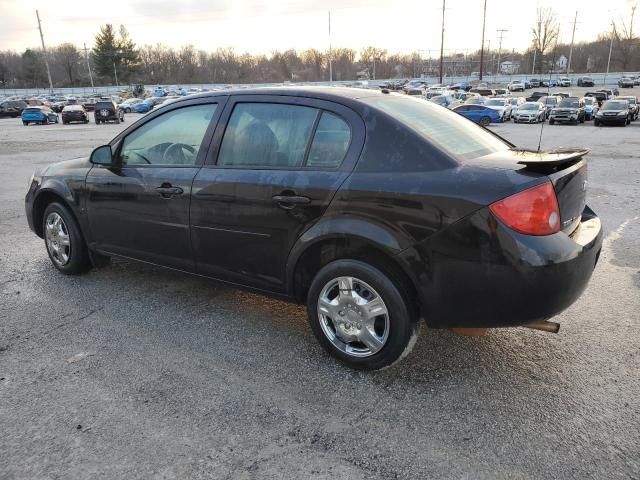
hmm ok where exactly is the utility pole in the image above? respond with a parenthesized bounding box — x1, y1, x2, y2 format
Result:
(567, 11, 578, 74)
(35, 10, 54, 94)
(605, 20, 615, 85)
(496, 29, 508, 80)
(328, 11, 333, 84)
(532, 49, 537, 75)
(439, 0, 446, 84)
(82, 43, 94, 88)
(479, 0, 487, 80)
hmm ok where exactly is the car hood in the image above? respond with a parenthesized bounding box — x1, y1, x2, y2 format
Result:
(598, 109, 626, 114)
(42, 156, 91, 176)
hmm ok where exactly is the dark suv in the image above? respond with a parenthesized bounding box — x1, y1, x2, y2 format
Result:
(549, 97, 585, 125)
(25, 88, 602, 369)
(94, 100, 124, 124)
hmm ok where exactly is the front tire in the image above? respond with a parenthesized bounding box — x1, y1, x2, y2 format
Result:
(306, 260, 419, 370)
(42, 203, 91, 275)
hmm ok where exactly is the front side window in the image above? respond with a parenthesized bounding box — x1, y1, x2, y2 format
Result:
(120, 104, 216, 166)
(218, 103, 318, 168)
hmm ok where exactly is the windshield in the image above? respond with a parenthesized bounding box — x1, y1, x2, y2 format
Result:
(544, 98, 557, 105)
(559, 99, 579, 108)
(510, 98, 520, 105)
(603, 101, 627, 110)
(364, 96, 509, 160)
(520, 104, 538, 110)
(485, 99, 504, 106)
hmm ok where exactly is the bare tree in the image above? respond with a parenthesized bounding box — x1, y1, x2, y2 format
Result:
(53, 43, 81, 86)
(614, 2, 637, 70)
(531, 7, 560, 72)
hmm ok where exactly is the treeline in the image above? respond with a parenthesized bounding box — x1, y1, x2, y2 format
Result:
(0, 25, 638, 89)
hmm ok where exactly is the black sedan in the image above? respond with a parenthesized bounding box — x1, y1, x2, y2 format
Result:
(594, 100, 632, 126)
(61, 105, 89, 124)
(25, 88, 602, 370)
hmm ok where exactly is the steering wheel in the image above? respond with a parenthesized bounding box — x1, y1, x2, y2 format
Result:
(162, 143, 197, 165)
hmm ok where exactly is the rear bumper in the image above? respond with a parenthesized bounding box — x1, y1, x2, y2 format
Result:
(397, 206, 603, 328)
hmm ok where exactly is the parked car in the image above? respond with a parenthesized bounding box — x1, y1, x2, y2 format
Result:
(585, 91, 608, 106)
(525, 91, 547, 102)
(616, 96, 639, 120)
(529, 78, 541, 88)
(494, 88, 509, 97)
(21, 106, 59, 125)
(119, 98, 144, 113)
(0, 100, 28, 118)
(94, 100, 125, 124)
(453, 91, 479, 102)
(539, 96, 561, 118)
(512, 102, 546, 123)
(583, 97, 599, 120)
(25, 87, 602, 369)
(554, 92, 572, 99)
(452, 104, 501, 125)
(549, 97, 585, 125)
(540, 79, 558, 87)
(508, 81, 525, 92)
(464, 96, 487, 105)
(403, 80, 429, 95)
(577, 76, 595, 87)
(429, 95, 460, 109)
(509, 96, 526, 118)
(594, 100, 632, 126)
(618, 77, 634, 88)
(484, 98, 512, 122)
(82, 98, 97, 112)
(523, 79, 531, 89)
(598, 88, 619, 98)
(61, 105, 89, 124)
(469, 88, 495, 96)
(559, 77, 571, 87)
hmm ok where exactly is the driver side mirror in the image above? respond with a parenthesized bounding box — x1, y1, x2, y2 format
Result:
(90, 144, 113, 166)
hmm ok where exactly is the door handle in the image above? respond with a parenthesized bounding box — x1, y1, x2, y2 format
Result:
(156, 184, 184, 198)
(272, 194, 311, 209)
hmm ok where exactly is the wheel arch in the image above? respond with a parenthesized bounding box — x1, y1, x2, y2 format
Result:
(287, 231, 419, 317)
(32, 187, 78, 238)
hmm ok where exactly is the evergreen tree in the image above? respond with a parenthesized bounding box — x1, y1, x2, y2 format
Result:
(92, 24, 138, 85)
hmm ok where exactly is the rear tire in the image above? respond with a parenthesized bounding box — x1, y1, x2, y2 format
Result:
(479, 116, 491, 126)
(549, 119, 555, 125)
(306, 259, 419, 370)
(42, 202, 92, 275)
(23, 121, 28, 126)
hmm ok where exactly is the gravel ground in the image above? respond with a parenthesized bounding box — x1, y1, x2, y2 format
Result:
(0, 104, 639, 479)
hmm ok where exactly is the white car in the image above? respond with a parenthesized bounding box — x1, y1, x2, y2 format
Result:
(508, 81, 525, 92)
(559, 77, 571, 87)
(484, 98, 513, 121)
(509, 97, 526, 118)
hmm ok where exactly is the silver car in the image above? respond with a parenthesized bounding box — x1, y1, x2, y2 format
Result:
(513, 102, 546, 123)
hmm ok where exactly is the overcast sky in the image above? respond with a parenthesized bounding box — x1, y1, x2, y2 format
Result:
(0, 0, 636, 55)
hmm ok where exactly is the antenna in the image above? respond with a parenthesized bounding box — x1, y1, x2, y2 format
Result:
(35, 10, 54, 94)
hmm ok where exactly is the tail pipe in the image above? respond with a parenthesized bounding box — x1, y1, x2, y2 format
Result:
(524, 320, 560, 333)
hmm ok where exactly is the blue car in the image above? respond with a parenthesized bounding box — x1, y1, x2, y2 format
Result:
(131, 99, 154, 113)
(21, 106, 59, 126)
(452, 104, 501, 126)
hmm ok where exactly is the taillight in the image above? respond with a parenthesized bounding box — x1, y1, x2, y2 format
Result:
(489, 181, 560, 236)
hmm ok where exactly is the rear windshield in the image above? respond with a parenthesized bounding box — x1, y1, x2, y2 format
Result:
(364, 96, 508, 160)
(559, 99, 580, 108)
(95, 102, 113, 109)
(24, 107, 42, 112)
(584, 98, 595, 105)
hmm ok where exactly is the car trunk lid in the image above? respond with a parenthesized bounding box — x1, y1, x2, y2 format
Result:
(473, 148, 589, 235)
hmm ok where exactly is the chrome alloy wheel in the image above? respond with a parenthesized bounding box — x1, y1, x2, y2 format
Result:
(45, 212, 71, 267)
(317, 276, 390, 357)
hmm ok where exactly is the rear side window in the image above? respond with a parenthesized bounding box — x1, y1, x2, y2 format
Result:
(364, 96, 508, 160)
(307, 112, 351, 168)
(218, 103, 318, 168)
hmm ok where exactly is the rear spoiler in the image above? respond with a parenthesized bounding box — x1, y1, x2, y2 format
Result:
(515, 148, 589, 171)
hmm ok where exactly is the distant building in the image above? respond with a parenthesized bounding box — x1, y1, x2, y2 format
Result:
(500, 61, 520, 74)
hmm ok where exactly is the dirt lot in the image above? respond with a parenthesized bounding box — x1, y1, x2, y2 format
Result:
(0, 105, 639, 479)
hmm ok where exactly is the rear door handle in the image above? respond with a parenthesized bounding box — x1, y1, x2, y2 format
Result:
(156, 184, 184, 198)
(272, 194, 311, 209)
